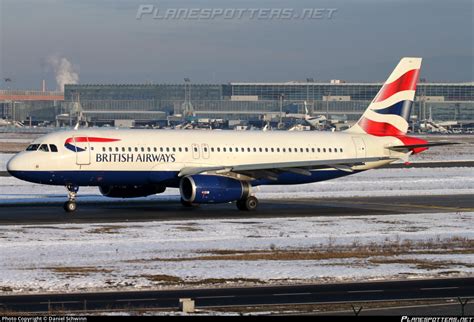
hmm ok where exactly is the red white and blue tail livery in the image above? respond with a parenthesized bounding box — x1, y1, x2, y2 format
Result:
(7, 57, 454, 213)
(346, 57, 432, 153)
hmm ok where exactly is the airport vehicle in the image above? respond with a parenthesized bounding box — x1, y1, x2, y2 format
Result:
(7, 57, 449, 212)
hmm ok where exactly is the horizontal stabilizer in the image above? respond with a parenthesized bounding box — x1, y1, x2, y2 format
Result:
(388, 142, 460, 152)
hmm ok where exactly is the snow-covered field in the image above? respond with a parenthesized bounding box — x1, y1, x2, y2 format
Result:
(1, 146, 473, 295)
(0, 212, 472, 294)
(0, 167, 472, 204)
(0, 153, 12, 171)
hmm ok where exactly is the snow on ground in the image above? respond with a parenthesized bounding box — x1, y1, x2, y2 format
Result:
(0, 154, 13, 171)
(0, 167, 472, 204)
(0, 212, 472, 294)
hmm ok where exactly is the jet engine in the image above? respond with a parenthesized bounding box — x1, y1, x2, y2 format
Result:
(179, 175, 250, 204)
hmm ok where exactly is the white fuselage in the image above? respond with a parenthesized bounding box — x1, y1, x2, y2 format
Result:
(7, 129, 402, 188)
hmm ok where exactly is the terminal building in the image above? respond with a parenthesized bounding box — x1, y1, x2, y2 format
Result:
(1, 81, 473, 128)
(63, 82, 473, 125)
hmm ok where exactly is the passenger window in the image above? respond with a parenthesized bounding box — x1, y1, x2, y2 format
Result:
(102, 147, 106, 152)
(283, 148, 286, 152)
(340, 148, 343, 152)
(312, 148, 315, 153)
(253, 148, 257, 152)
(223, 147, 227, 152)
(166, 147, 170, 152)
(271, 148, 274, 152)
(318, 148, 321, 153)
(277, 148, 280, 152)
(141, 147, 145, 152)
(306, 148, 309, 152)
(147, 147, 151, 152)
(217, 147, 221, 152)
(247, 147, 251, 152)
(289, 148, 292, 152)
(109, 147, 113, 152)
(329, 148, 332, 152)
(229, 147, 233, 152)
(259, 148, 262, 152)
(115, 147, 119, 152)
(185, 147, 189, 152)
(122, 147, 126, 152)
(323, 148, 326, 152)
(172, 147, 176, 152)
(265, 148, 268, 152)
(179, 147, 182, 152)
(211, 147, 214, 152)
(194, 147, 198, 152)
(135, 147, 138, 152)
(153, 147, 157, 152)
(39, 144, 49, 152)
(49, 144, 58, 152)
(160, 147, 164, 152)
(204, 147, 208, 152)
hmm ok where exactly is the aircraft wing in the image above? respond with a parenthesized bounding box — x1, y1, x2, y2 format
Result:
(178, 156, 393, 179)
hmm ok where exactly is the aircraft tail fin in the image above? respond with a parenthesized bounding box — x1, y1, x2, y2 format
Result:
(346, 57, 422, 136)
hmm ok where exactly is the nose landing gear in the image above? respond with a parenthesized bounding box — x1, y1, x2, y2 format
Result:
(64, 185, 79, 213)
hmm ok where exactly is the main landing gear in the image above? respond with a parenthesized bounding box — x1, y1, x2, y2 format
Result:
(64, 185, 79, 213)
(236, 196, 258, 211)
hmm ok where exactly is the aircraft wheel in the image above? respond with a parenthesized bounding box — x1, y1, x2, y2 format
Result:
(64, 201, 77, 213)
(236, 196, 258, 211)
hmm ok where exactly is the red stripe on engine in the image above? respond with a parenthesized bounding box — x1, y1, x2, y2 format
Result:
(373, 69, 419, 103)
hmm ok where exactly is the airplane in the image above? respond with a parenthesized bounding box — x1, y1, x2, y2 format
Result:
(7, 57, 454, 213)
(303, 101, 327, 129)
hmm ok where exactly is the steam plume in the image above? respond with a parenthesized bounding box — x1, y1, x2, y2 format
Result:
(47, 56, 79, 91)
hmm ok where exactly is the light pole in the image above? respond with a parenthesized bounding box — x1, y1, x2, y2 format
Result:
(184, 78, 192, 116)
(11, 100, 15, 123)
(279, 93, 284, 129)
(325, 91, 331, 119)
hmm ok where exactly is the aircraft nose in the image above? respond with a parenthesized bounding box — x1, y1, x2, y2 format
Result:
(6, 155, 19, 175)
(6, 154, 25, 178)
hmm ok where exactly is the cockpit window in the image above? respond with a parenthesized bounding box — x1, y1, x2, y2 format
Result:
(26, 144, 39, 151)
(50, 144, 58, 152)
(39, 144, 49, 152)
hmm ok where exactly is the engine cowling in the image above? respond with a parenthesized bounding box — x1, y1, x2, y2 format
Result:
(180, 175, 250, 204)
(99, 184, 166, 198)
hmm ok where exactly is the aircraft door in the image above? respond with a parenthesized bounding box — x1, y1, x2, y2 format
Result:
(74, 136, 91, 165)
(201, 143, 210, 159)
(352, 137, 366, 158)
(192, 143, 200, 159)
